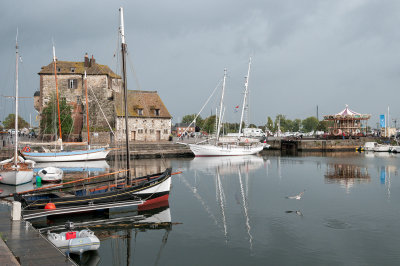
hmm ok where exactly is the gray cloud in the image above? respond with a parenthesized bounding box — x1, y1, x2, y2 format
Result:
(1, 0, 400, 128)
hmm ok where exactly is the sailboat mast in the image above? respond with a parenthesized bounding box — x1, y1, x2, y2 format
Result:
(84, 71, 90, 147)
(120, 7, 131, 179)
(238, 57, 251, 137)
(14, 33, 19, 165)
(53, 45, 63, 146)
(216, 69, 227, 141)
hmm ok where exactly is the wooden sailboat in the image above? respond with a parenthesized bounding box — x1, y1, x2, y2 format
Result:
(0, 33, 35, 185)
(21, 46, 110, 162)
(188, 60, 265, 156)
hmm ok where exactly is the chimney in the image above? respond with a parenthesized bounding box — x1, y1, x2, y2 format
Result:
(89, 55, 95, 67)
(84, 53, 89, 67)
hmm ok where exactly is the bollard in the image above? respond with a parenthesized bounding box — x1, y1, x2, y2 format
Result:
(11, 201, 21, 221)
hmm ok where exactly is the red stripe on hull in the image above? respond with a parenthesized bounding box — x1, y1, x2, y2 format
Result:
(138, 194, 169, 211)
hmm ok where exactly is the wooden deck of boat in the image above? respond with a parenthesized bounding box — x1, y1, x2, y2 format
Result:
(0, 203, 75, 265)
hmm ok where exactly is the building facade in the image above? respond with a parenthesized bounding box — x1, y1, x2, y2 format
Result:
(115, 90, 172, 142)
(34, 54, 121, 139)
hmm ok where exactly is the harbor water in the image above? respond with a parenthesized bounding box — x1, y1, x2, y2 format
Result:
(10, 151, 400, 265)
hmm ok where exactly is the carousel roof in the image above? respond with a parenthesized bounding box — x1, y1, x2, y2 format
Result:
(323, 105, 371, 120)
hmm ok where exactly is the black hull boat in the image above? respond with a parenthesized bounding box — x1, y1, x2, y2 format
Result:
(15, 168, 172, 219)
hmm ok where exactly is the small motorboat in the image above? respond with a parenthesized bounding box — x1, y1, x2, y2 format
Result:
(390, 145, 400, 153)
(373, 144, 390, 152)
(362, 142, 377, 151)
(38, 167, 63, 183)
(47, 222, 100, 254)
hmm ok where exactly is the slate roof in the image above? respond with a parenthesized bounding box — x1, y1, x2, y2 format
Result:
(115, 90, 172, 119)
(39, 61, 121, 79)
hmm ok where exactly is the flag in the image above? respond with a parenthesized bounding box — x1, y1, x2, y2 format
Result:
(234, 105, 239, 113)
(380, 115, 385, 128)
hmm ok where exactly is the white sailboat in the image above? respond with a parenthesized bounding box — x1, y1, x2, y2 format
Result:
(21, 46, 110, 162)
(0, 34, 35, 185)
(188, 59, 265, 156)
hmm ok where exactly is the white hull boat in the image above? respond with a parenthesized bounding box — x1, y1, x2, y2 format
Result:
(390, 146, 400, 153)
(0, 35, 35, 186)
(0, 168, 33, 186)
(373, 144, 390, 152)
(189, 143, 265, 157)
(0, 157, 35, 186)
(48, 229, 100, 254)
(38, 167, 63, 182)
(134, 175, 171, 196)
(22, 148, 110, 162)
(362, 142, 377, 151)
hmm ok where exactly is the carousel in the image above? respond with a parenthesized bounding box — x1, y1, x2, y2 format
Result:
(323, 105, 370, 136)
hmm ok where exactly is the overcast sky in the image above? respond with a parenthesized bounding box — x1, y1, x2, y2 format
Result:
(1, 0, 400, 128)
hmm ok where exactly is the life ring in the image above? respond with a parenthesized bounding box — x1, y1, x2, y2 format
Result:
(332, 129, 341, 136)
(22, 146, 31, 152)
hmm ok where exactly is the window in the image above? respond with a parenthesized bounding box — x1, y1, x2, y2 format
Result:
(76, 95, 81, 103)
(70, 67, 75, 73)
(164, 129, 169, 134)
(68, 79, 77, 89)
(150, 129, 154, 134)
(155, 109, 160, 116)
(57, 67, 61, 72)
(138, 129, 144, 134)
(137, 109, 143, 116)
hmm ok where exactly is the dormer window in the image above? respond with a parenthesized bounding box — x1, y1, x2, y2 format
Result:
(137, 109, 143, 116)
(154, 109, 160, 116)
(70, 67, 75, 73)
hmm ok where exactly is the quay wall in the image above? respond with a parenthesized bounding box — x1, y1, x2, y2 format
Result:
(267, 138, 376, 151)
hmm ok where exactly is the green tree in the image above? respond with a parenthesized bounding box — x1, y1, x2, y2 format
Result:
(181, 114, 203, 128)
(275, 114, 290, 132)
(40, 95, 73, 138)
(202, 115, 216, 134)
(316, 120, 331, 132)
(2, 114, 29, 129)
(266, 116, 274, 132)
(302, 116, 319, 132)
(292, 119, 302, 132)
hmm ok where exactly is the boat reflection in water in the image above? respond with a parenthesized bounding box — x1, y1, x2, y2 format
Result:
(325, 163, 371, 193)
(183, 155, 264, 250)
(32, 198, 172, 266)
(189, 155, 265, 174)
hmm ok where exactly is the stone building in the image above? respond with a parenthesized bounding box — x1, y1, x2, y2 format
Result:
(115, 90, 172, 142)
(34, 54, 122, 139)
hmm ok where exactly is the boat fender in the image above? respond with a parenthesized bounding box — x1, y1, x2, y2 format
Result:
(245, 139, 249, 143)
(22, 146, 31, 152)
(45, 203, 56, 209)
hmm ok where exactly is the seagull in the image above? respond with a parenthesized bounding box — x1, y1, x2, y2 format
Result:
(285, 190, 305, 200)
(285, 210, 303, 216)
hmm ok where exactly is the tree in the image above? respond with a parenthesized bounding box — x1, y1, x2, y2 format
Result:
(181, 114, 203, 128)
(316, 120, 331, 132)
(292, 119, 302, 132)
(266, 116, 274, 132)
(40, 95, 73, 138)
(202, 115, 216, 134)
(302, 116, 319, 132)
(2, 114, 29, 129)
